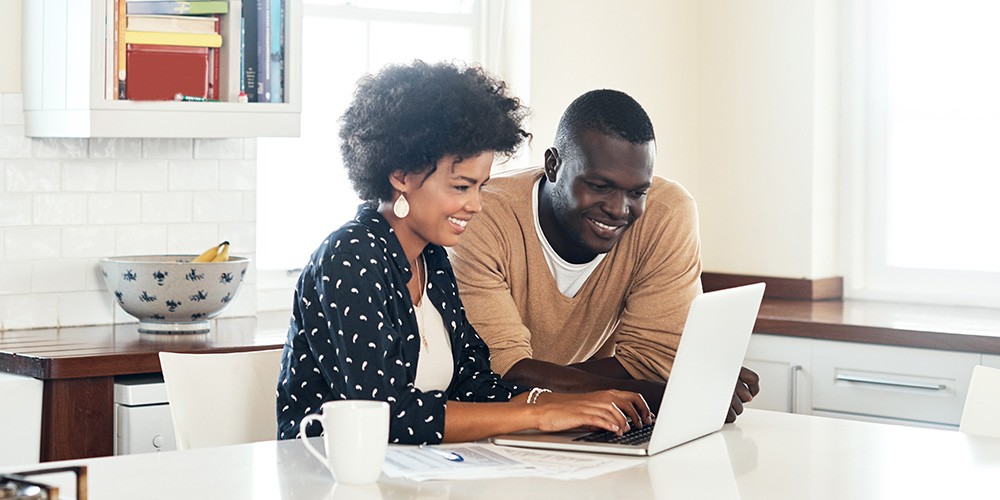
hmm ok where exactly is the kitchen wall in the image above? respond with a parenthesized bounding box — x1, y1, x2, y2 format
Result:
(0, 0, 839, 331)
(529, 0, 840, 281)
(0, 3, 256, 331)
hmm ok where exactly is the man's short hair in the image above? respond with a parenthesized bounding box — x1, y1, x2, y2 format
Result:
(554, 90, 655, 156)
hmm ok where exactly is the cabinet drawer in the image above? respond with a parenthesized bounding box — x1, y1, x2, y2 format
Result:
(812, 340, 980, 426)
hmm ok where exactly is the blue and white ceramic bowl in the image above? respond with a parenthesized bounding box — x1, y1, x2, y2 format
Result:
(99, 255, 250, 334)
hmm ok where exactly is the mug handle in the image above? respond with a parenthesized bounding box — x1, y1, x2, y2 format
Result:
(299, 413, 327, 465)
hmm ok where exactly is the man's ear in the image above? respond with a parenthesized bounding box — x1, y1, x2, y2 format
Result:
(543, 148, 560, 183)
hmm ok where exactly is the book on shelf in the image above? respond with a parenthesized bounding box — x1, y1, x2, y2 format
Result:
(257, 0, 270, 102)
(242, 0, 258, 102)
(126, 1, 228, 15)
(124, 30, 223, 47)
(127, 14, 219, 34)
(268, 0, 283, 103)
(125, 44, 219, 101)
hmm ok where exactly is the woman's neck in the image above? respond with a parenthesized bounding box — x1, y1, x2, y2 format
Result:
(378, 202, 428, 264)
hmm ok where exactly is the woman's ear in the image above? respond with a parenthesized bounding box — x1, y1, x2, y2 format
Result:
(388, 170, 409, 194)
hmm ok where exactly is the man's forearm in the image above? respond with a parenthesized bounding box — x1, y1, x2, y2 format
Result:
(504, 358, 666, 412)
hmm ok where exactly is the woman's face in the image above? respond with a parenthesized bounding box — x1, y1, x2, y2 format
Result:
(394, 151, 494, 249)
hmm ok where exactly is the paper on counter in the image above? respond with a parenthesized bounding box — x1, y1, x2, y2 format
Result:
(382, 443, 643, 482)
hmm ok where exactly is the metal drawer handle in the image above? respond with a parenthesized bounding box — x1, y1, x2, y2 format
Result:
(835, 373, 946, 391)
(789, 365, 802, 413)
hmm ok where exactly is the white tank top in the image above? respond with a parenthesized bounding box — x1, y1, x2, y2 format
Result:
(412, 257, 454, 392)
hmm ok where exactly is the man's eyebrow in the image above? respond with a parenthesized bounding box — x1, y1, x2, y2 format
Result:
(583, 173, 651, 190)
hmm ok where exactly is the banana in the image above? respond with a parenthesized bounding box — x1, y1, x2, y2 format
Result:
(211, 242, 230, 262)
(192, 241, 230, 263)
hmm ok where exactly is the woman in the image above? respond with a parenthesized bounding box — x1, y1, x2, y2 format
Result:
(276, 61, 651, 444)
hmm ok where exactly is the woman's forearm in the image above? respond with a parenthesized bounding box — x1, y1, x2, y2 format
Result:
(441, 398, 535, 443)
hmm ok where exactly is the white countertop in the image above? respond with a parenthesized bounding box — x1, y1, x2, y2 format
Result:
(4, 409, 1000, 499)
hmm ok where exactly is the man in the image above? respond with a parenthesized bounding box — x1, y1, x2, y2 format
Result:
(449, 89, 758, 422)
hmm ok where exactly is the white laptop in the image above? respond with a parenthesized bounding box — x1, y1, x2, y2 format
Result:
(492, 282, 765, 456)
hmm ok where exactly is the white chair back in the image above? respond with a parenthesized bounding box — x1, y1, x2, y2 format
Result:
(960, 365, 1000, 438)
(159, 349, 283, 450)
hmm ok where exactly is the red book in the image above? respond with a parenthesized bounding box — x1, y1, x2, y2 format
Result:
(125, 44, 211, 101)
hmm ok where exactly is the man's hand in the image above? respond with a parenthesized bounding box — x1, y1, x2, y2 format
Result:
(726, 366, 760, 423)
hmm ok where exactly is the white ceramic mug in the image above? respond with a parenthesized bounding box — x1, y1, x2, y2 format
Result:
(299, 400, 390, 484)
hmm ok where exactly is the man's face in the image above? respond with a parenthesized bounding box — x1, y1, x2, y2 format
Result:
(543, 129, 655, 262)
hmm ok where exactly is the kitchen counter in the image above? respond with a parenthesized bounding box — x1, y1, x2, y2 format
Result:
(3, 409, 999, 499)
(757, 298, 1000, 354)
(0, 313, 290, 462)
(2, 299, 1000, 462)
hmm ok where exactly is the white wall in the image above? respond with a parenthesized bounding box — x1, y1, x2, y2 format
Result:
(530, 0, 839, 280)
(0, 0, 20, 93)
(0, 1, 257, 331)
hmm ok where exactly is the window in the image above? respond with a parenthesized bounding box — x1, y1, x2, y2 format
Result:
(256, 0, 528, 311)
(846, 0, 1000, 307)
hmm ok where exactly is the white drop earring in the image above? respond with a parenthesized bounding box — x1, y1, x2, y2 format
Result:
(393, 193, 410, 218)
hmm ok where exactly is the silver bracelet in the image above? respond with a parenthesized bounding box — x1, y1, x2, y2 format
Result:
(527, 387, 551, 404)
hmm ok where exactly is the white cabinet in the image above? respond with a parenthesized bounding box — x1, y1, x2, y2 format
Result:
(811, 340, 980, 428)
(982, 354, 1000, 368)
(0, 373, 42, 466)
(21, 0, 301, 138)
(745, 335, 992, 430)
(743, 334, 812, 414)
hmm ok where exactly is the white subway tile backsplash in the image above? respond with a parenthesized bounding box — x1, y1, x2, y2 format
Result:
(1, 293, 58, 330)
(64, 161, 116, 191)
(62, 226, 117, 258)
(88, 193, 141, 225)
(88, 138, 142, 160)
(0, 137, 32, 158)
(143, 139, 193, 159)
(219, 160, 256, 190)
(242, 192, 256, 221)
(194, 138, 244, 159)
(117, 160, 168, 192)
(31, 138, 90, 159)
(218, 223, 256, 254)
(31, 259, 87, 293)
(1, 96, 260, 331)
(167, 223, 219, 254)
(115, 224, 168, 256)
(5, 160, 60, 191)
(141, 192, 193, 223)
(193, 192, 242, 222)
(4, 227, 61, 260)
(33, 193, 88, 225)
(0, 261, 32, 294)
(0, 194, 31, 226)
(169, 161, 219, 191)
(242, 138, 256, 160)
(58, 291, 115, 327)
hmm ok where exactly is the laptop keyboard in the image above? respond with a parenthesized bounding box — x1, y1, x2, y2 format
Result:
(573, 423, 655, 446)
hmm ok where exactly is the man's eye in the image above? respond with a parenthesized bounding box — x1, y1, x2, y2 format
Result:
(630, 190, 648, 198)
(587, 182, 610, 192)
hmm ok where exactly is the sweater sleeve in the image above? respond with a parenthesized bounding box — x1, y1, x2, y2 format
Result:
(291, 237, 447, 444)
(612, 187, 703, 381)
(449, 202, 534, 377)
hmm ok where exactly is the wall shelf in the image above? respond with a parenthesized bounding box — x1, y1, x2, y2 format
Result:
(22, 0, 301, 138)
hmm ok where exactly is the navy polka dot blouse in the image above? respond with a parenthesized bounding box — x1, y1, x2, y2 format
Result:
(276, 205, 526, 444)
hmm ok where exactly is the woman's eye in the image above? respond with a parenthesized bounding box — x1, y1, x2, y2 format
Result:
(454, 185, 470, 192)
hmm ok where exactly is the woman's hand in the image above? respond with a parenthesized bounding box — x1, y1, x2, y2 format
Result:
(532, 390, 652, 435)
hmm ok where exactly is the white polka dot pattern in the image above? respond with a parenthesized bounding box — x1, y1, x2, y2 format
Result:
(276, 206, 525, 444)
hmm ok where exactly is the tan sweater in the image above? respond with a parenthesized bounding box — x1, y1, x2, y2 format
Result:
(450, 167, 703, 382)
